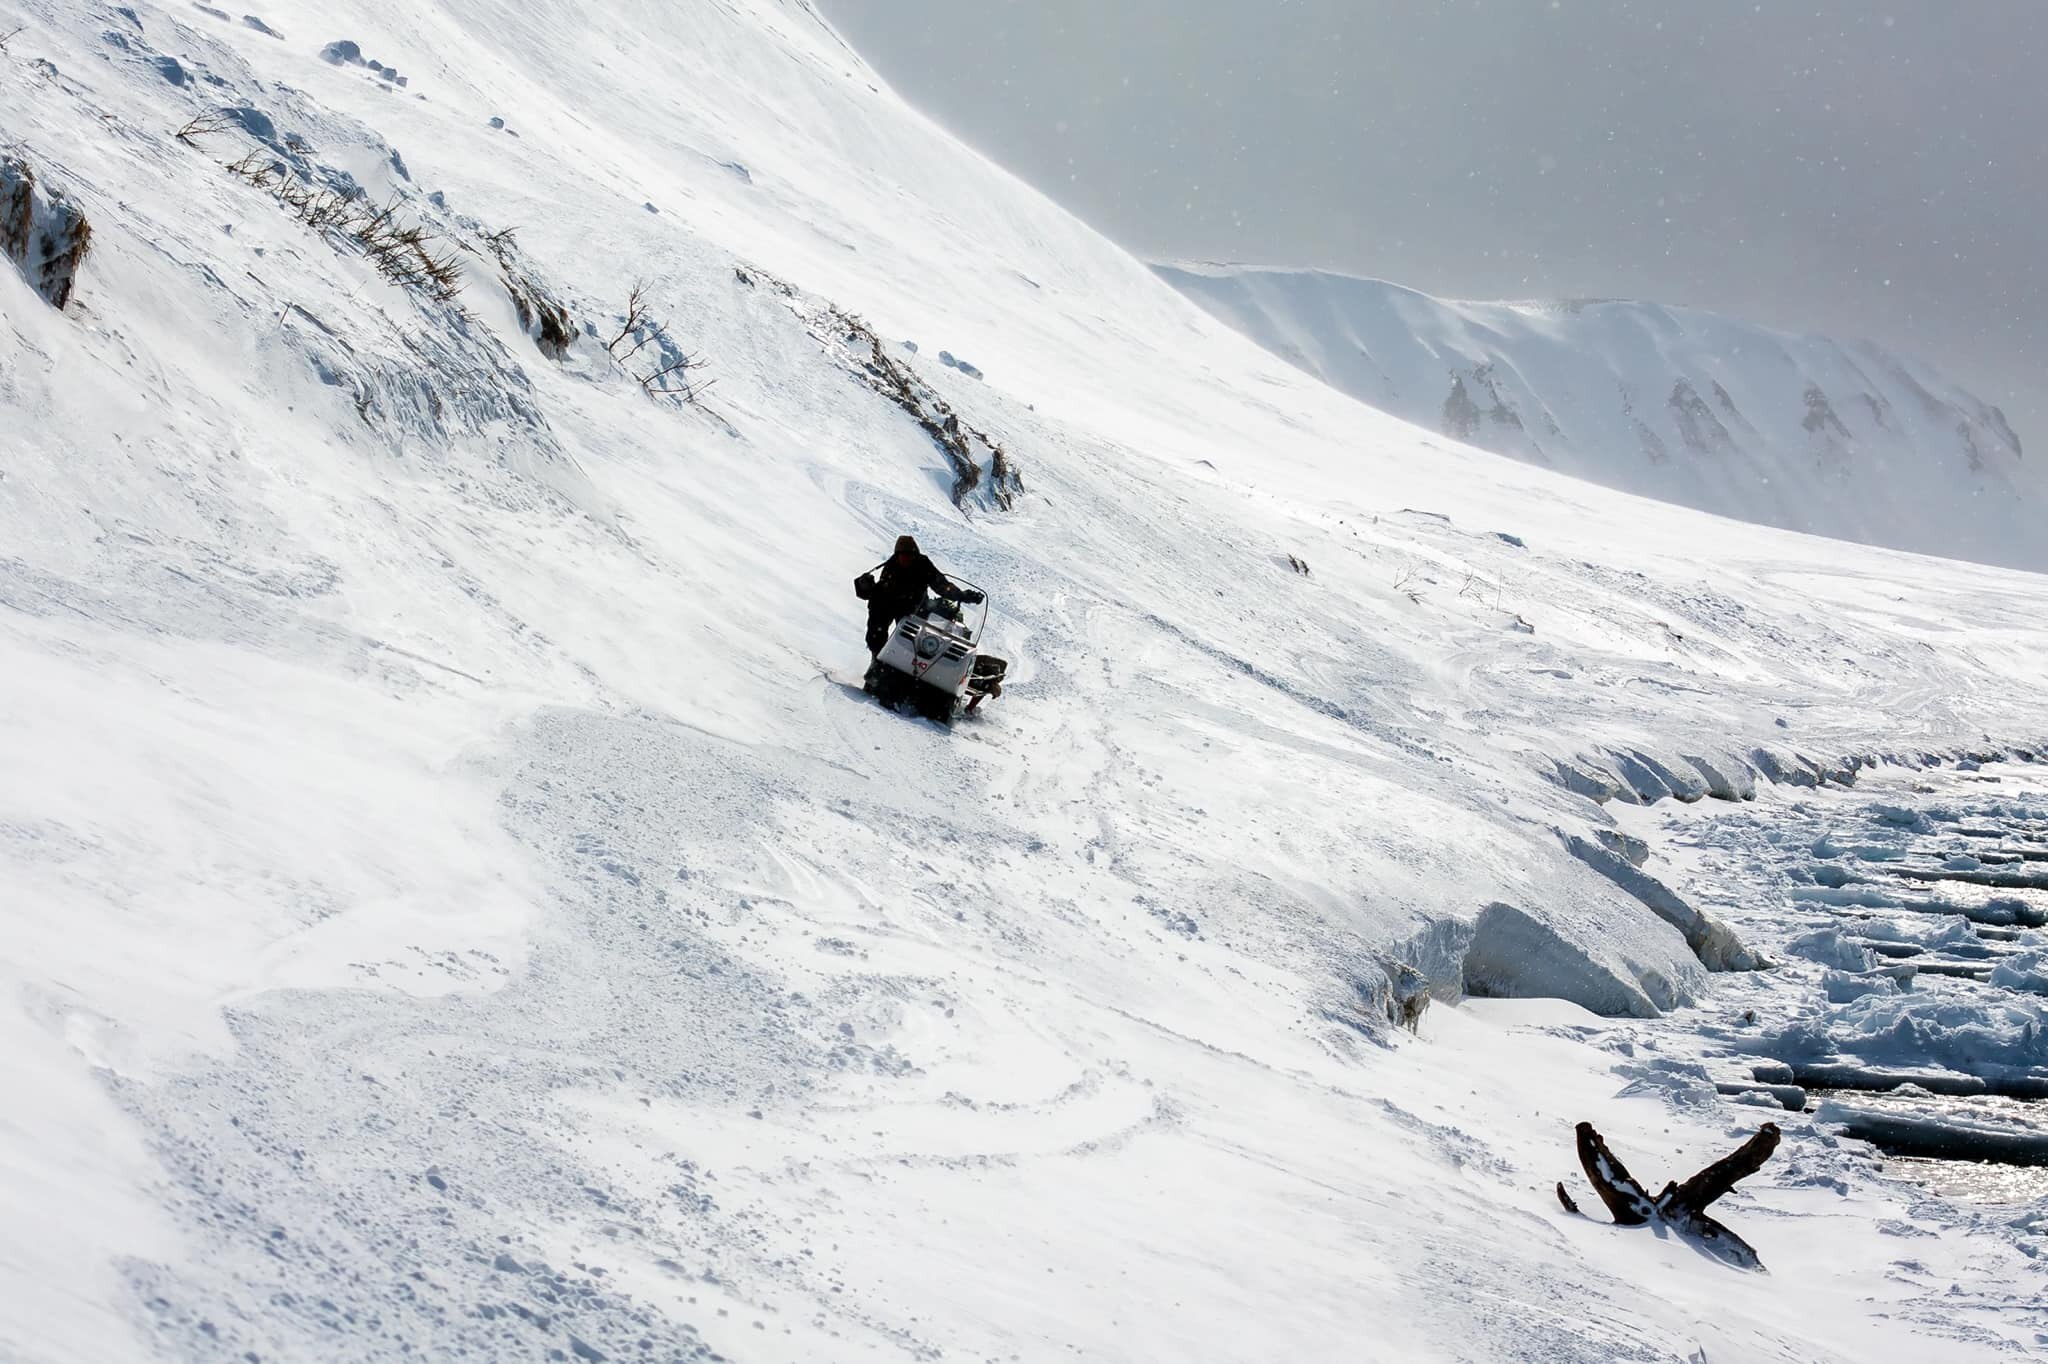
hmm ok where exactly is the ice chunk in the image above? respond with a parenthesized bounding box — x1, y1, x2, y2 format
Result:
(1550, 758, 1621, 803)
(1825, 993, 2048, 1072)
(1593, 827, 1649, 867)
(1854, 915, 1978, 948)
(1823, 969, 1898, 1003)
(1868, 803, 1933, 831)
(1460, 901, 1684, 1018)
(1683, 753, 1756, 801)
(1818, 1095, 2048, 1164)
(1786, 928, 1878, 972)
(1990, 950, 2048, 996)
(1610, 749, 1707, 803)
(1563, 832, 1762, 970)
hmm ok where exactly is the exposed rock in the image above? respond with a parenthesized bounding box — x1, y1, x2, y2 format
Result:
(1443, 372, 1481, 441)
(1668, 379, 1736, 457)
(1802, 384, 1850, 440)
(1, 155, 93, 309)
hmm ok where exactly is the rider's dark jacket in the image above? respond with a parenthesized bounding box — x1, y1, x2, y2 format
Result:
(870, 550, 953, 623)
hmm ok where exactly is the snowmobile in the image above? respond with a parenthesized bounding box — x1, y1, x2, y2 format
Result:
(862, 584, 1007, 724)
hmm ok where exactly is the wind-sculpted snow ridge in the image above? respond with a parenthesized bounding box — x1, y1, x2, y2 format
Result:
(1157, 262, 2045, 572)
(6, 1, 2048, 1361)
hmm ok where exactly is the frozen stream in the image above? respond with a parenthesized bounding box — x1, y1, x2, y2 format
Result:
(1611, 761, 2048, 1207)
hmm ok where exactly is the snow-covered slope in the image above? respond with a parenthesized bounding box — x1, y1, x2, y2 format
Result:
(3, 2, 2047, 1361)
(1157, 263, 2042, 571)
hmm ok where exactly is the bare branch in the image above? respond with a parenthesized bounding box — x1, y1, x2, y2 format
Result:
(224, 151, 275, 188)
(173, 112, 232, 146)
(641, 354, 707, 384)
(605, 282, 650, 353)
(644, 374, 717, 401)
(641, 348, 715, 402)
(614, 327, 664, 364)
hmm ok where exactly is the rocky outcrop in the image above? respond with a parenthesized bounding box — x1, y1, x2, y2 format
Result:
(2, 154, 92, 309)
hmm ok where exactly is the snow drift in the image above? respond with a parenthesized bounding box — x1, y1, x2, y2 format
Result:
(1157, 263, 2043, 571)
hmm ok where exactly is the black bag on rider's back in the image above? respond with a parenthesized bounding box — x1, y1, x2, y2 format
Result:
(854, 573, 875, 600)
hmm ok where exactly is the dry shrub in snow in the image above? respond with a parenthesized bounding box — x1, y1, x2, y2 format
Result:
(222, 155, 462, 304)
(604, 280, 716, 403)
(172, 112, 233, 146)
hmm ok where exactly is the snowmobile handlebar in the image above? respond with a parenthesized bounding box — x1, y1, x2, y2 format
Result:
(857, 557, 988, 632)
(943, 578, 990, 642)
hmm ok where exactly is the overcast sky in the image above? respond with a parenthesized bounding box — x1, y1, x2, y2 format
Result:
(820, 0, 2046, 454)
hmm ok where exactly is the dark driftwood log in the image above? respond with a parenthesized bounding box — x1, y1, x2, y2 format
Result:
(1665, 1123, 1780, 1213)
(1573, 1121, 1658, 1224)
(1561, 1120, 1780, 1271)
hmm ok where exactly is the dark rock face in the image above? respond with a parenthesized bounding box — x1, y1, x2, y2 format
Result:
(1669, 380, 1736, 457)
(1, 154, 93, 310)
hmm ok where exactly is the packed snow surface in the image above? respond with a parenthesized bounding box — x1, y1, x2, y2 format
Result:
(3, 1, 2048, 1360)
(1157, 262, 2045, 571)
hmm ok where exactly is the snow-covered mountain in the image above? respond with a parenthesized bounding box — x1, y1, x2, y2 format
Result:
(4, 2, 2048, 1362)
(1157, 263, 2041, 570)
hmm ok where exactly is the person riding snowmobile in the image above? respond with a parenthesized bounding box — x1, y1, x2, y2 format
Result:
(855, 535, 980, 657)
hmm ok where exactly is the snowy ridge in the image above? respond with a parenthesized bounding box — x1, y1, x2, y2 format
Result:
(3, 0, 2048, 1360)
(1156, 263, 2042, 571)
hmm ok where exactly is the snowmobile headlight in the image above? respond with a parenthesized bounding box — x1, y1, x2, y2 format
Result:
(916, 633, 943, 659)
